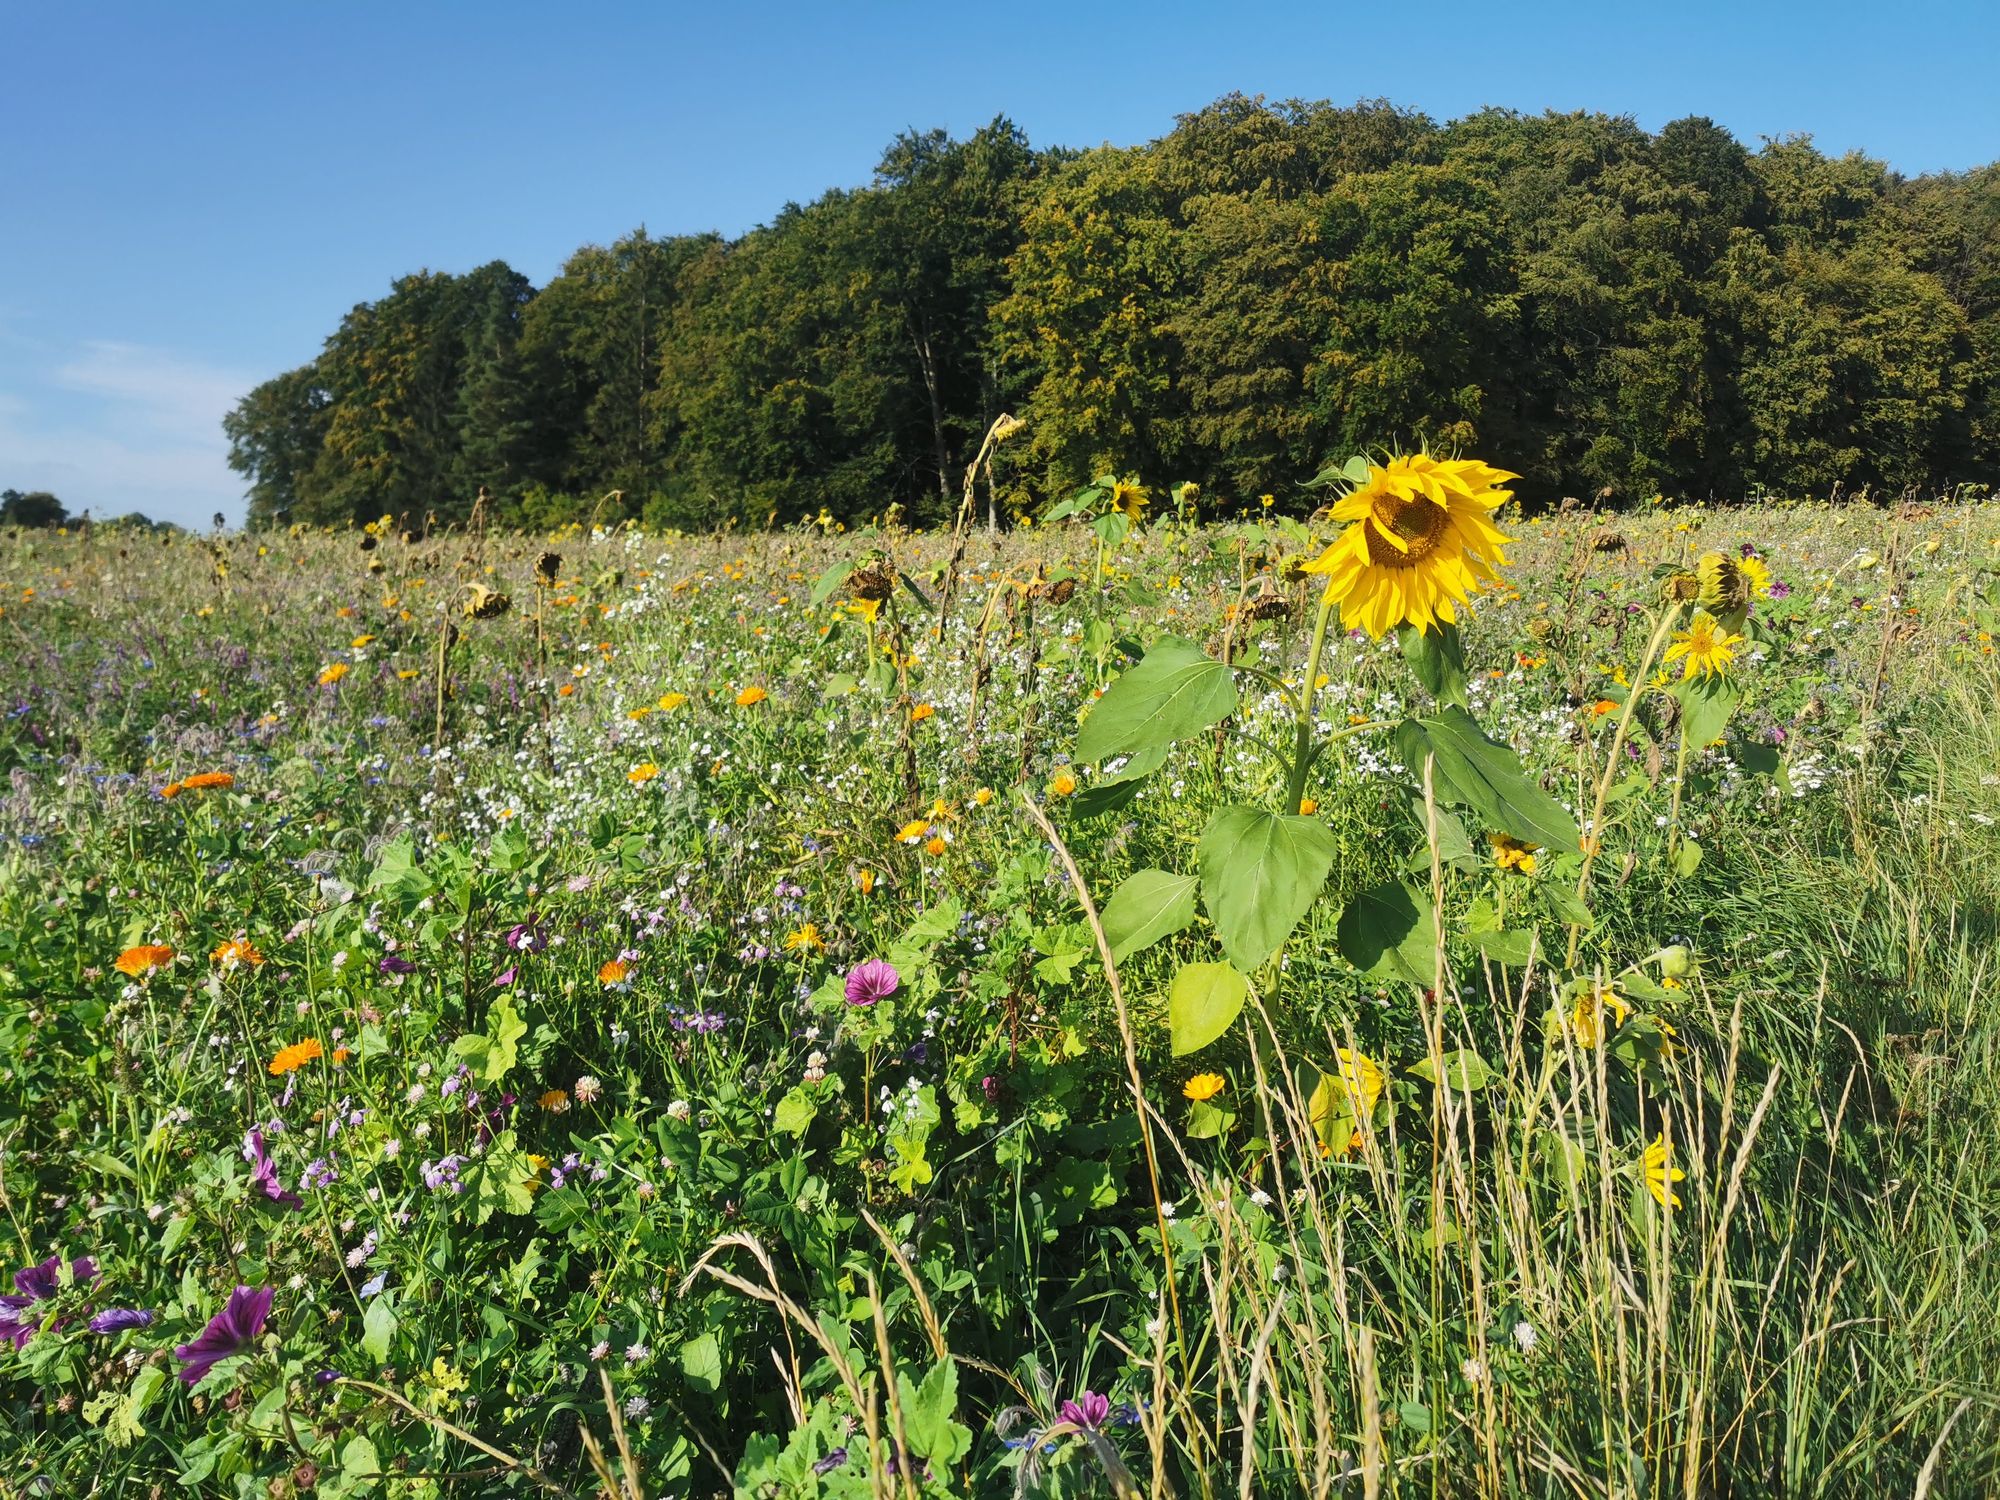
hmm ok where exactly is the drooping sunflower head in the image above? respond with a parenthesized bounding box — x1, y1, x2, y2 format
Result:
(1694, 551, 1752, 630)
(1300, 453, 1517, 638)
(1664, 610, 1744, 681)
(1108, 479, 1150, 523)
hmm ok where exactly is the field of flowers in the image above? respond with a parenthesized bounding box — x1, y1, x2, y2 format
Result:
(2, 470, 1999, 1498)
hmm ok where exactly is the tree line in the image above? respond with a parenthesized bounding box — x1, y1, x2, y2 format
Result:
(224, 96, 2000, 529)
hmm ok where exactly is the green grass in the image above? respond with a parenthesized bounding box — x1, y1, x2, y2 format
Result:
(0, 500, 1997, 1498)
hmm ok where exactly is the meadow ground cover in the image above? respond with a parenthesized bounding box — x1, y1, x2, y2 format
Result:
(1, 472, 1999, 1498)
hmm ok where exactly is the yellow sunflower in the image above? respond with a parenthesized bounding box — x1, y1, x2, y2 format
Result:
(1108, 479, 1150, 523)
(1491, 834, 1539, 875)
(1300, 454, 1517, 638)
(1643, 1133, 1686, 1209)
(1694, 552, 1752, 630)
(1664, 611, 1743, 681)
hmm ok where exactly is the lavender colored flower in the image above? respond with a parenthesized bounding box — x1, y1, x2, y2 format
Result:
(505, 921, 549, 953)
(377, 955, 417, 976)
(812, 1447, 850, 1476)
(0, 1254, 98, 1348)
(844, 959, 900, 1007)
(173, 1285, 273, 1385)
(1057, 1391, 1112, 1432)
(89, 1307, 155, 1334)
(243, 1130, 302, 1210)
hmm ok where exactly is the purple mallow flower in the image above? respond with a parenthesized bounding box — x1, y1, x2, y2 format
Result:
(844, 959, 900, 1007)
(89, 1307, 155, 1334)
(174, 1284, 273, 1385)
(1057, 1391, 1112, 1432)
(243, 1129, 302, 1210)
(0, 1255, 98, 1348)
(377, 954, 417, 976)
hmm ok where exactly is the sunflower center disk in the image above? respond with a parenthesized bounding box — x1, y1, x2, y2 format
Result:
(1365, 497, 1447, 568)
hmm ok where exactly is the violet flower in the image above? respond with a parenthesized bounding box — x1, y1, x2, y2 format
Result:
(1057, 1391, 1111, 1431)
(243, 1129, 302, 1210)
(377, 955, 417, 976)
(0, 1255, 98, 1348)
(173, 1284, 273, 1385)
(89, 1307, 155, 1334)
(844, 959, 900, 1007)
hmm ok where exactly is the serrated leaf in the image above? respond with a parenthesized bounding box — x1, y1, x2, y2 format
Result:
(1102, 869, 1200, 963)
(1198, 806, 1336, 970)
(1336, 880, 1437, 986)
(1168, 961, 1249, 1056)
(1076, 638, 1238, 764)
(1396, 707, 1580, 852)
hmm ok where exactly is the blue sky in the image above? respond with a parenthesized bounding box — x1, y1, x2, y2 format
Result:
(4, 1, 1996, 527)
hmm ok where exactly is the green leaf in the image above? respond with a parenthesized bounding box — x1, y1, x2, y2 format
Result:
(1397, 621, 1468, 709)
(1673, 675, 1738, 751)
(810, 559, 856, 606)
(1169, 961, 1250, 1056)
(1475, 927, 1538, 966)
(1197, 806, 1336, 971)
(1070, 742, 1167, 820)
(341, 1435, 382, 1492)
(361, 1296, 397, 1364)
(1396, 707, 1580, 852)
(1184, 1099, 1234, 1139)
(1672, 840, 1704, 876)
(680, 1332, 722, 1394)
(1335, 880, 1437, 986)
(1400, 789, 1479, 871)
(773, 1088, 817, 1137)
(1408, 1050, 1493, 1091)
(1102, 869, 1200, 963)
(452, 994, 525, 1084)
(1076, 637, 1238, 764)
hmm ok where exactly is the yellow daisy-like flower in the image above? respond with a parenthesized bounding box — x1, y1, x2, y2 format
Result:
(657, 691, 689, 711)
(909, 703, 935, 723)
(735, 685, 768, 707)
(1737, 554, 1773, 598)
(1643, 1133, 1686, 1209)
(210, 937, 264, 968)
(627, 762, 660, 784)
(784, 923, 826, 953)
(538, 1088, 570, 1113)
(114, 943, 176, 977)
(268, 1037, 323, 1076)
(1048, 771, 1078, 798)
(1183, 1073, 1225, 1102)
(1664, 611, 1743, 681)
(1492, 834, 1539, 875)
(597, 959, 631, 986)
(318, 662, 350, 686)
(1299, 454, 1517, 638)
(1108, 479, 1149, 523)
(1570, 985, 1631, 1048)
(896, 818, 931, 845)
(924, 834, 949, 857)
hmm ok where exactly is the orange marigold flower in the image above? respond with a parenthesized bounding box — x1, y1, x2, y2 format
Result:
(735, 685, 768, 707)
(114, 944, 175, 977)
(318, 663, 350, 685)
(211, 937, 265, 968)
(1590, 698, 1618, 717)
(909, 703, 935, 722)
(539, 1089, 570, 1113)
(182, 771, 234, 791)
(269, 1037, 324, 1075)
(332, 1047, 352, 1065)
(924, 834, 948, 857)
(1048, 771, 1078, 798)
(159, 781, 184, 799)
(598, 959, 631, 985)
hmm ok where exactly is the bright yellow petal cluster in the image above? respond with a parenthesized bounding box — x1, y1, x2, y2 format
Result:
(1300, 454, 1517, 638)
(1664, 611, 1743, 680)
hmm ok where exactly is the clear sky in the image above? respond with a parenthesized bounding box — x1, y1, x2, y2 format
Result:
(4, 0, 1997, 527)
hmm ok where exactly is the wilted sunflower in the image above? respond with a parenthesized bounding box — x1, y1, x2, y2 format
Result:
(1665, 611, 1743, 681)
(1300, 454, 1517, 638)
(1491, 834, 1540, 875)
(462, 585, 512, 620)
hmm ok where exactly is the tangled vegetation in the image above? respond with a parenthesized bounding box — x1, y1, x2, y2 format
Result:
(2, 473, 1999, 1497)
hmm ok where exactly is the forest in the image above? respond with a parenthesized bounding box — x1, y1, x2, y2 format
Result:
(222, 95, 2000, 529)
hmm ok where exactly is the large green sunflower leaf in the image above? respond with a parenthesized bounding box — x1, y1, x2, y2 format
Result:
(1076, 636, 1237, 764)
(1396, 707, 1581, 852)
(1198, 806, 1336, 971)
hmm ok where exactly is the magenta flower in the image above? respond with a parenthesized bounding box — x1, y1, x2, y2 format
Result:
(844, 959, 900, 1007)
(243, 1129, 302, 1211)
(89, 1307, 155, 1334)
(0, 1255, 98, 1348)
(1057, 1390, 1111, 1431)
(174, 1284, 273, 1385)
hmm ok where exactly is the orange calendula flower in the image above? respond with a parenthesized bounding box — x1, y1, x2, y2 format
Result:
(1298, 796, 1319, 816)
(627, 762, 660, 784)
(269, 1037, 324, 1076)
(182, 771, 234, 792)
(318, 663, 350, 686)
(1048, 771, 1078, 798)
(598, 959, 631, 986)
(924, 834, 949, 857)
(1590, 698, 1618, 717)
(909, 703, 935, 723)
(856, 869, 877, 894)
(159, 781, 184, 799)
(539, 1089, 570, 1113)
(211, 937, 265, 968)
(114, 944, 175, 977)
(735, 685, 768, 707)
(896, 819, 930, 845)
(1183, 1073, 1225, 1102)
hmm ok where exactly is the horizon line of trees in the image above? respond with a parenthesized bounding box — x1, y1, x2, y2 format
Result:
(224, 95, 2000, 531)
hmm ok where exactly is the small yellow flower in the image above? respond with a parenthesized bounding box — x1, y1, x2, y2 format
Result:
(627, 762, 660, 784)
(1665, 611, 1743, 681)
(318, 662, 350, 686)
(1570, 986, 1631, 1048)
(784, 923, 826, 953)
(897, 818, 930, 845)
(856, 868, 877, 894)
(735, 685, 768, 707)
(972, 787, 994, 807)
(539, 1089, 570, 1113)
(1048, 771, 1078, 798)
(1492, 834, 1539, 875)
(1643, 1133, 1686, 1209)
(350, 634, 375, 649)
(1183, 1073, 1225, 1102)
(1298, 796, 1319, 816)
(909, 703, 935, 723)
(657, 691, 689, 711)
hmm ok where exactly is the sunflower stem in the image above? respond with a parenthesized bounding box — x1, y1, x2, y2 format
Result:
(1284, 590, 1339, 815)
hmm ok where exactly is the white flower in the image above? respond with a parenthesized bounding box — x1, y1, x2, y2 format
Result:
(624, 1343, 650, 1364)
(1461, 1357, 1488, 1383)
(588, 1341, 610, 1362)
(574, 1075, 602, 1105)
(1512, 1321, 1538, 1353)
(667, 1099, 692, 1123)
(1249, 1188, 1272, 1208)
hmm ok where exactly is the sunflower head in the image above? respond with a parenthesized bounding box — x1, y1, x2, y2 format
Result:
(1694, 552, 1754, 630)
(1108, 479, 1150, 523)
(1664, 611, 1744, 681)
(1299, 453, 1517, 638)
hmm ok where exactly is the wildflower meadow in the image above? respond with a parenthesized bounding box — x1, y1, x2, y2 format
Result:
(3, 469, 1999, 1498)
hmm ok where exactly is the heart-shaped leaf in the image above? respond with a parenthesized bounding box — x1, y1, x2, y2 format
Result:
(1102, 868, 1200, 963)
(1077, 638, 1237, 764)
(1198, 806, 1336, 971)
(1168, 961, 1249, 1056)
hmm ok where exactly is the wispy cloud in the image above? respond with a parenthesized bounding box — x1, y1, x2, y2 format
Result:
(0, 341, 254, 526)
